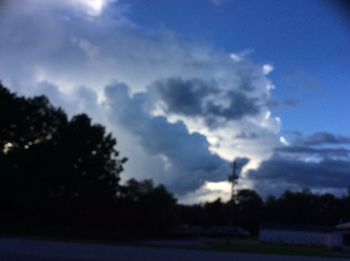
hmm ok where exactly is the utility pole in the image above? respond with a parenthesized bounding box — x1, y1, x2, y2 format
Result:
(228, 160, 239, 202)
(226, 160, 240, 244)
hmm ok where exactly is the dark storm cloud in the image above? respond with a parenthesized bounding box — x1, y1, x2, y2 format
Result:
(234, 157, 250, 174)
(105, 82, 230, 194)
(207, 91, 260, 119)
(150, 77, 261, 127)
(276, 146, 350, 158)
(297, 132, 350, 146)
(246, 155, 350, 196)
(152, 78, 215, 116)
(244, 130, 350, 196)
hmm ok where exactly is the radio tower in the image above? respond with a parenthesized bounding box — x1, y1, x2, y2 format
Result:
(227, 160, 240, 242)
(228, 160, 239, 202)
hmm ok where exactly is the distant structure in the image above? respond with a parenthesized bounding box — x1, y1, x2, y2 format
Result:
(228, 160, 239, 201)
(259, 225, 343, 249)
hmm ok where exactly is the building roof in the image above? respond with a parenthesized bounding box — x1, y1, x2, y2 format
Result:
(336, 222, 350, 230)
(260, 224, 337, 233)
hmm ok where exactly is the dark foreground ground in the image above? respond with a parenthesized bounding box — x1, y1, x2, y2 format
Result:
(0, 238, 349, 261)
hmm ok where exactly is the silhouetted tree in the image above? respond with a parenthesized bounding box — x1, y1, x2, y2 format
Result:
(0, 83, 126, 229)
(118, 179, 178, 236)
(235, 189, 263, 233)
(202, 198, 225, 228)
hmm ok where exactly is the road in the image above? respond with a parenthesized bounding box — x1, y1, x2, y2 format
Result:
(0, 238, 348, 261)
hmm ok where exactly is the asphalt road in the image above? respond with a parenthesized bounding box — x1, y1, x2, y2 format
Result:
(0, 238, 348, 261)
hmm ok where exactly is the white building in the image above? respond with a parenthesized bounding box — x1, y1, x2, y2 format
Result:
(259, 225, 343, 249)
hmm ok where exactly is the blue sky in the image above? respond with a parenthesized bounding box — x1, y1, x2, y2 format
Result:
(127, 0, 350, 136)
(0, 0, 349, 202)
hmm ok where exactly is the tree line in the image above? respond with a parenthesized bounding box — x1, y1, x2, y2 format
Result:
(1, 83, 350, 240)
(181, 189, 350, 235)
(0, 83, 176, 239)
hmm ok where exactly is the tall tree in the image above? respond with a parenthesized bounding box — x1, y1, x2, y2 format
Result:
(236, 189, 263, 233)
(0, 83, 126, 226)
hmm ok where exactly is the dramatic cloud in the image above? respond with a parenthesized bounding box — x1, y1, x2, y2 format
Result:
(244, 156, 350, 197)
(104, 83, 230, 194)
(243, 131, 350, 197)
(276, 146, 350, 158)
(0, 0, 295, 201)
(150, 77, 263, 127)
(295, 132, 350, 146)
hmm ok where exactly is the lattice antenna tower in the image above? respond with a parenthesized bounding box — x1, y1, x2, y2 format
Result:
(228, 160, 239, 201)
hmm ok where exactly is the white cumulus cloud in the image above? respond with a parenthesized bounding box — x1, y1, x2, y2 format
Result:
(262, 64, 274, 75)
(0, 0, 284, 202)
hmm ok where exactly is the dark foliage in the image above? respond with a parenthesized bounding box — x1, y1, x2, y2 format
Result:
(0, 83, 122, 222)
(117, 179, 178, 235)
(178, 189, 350, 235)
(263, 189, 349, 226)
(0, 83, 176, 239)
(178, 190, 264, 235)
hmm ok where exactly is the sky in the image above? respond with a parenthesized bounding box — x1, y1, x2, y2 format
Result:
(0, 0, 349, 203)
